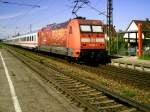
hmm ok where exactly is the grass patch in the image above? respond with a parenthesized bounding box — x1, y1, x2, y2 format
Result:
(100, 80, 108, 86)
(39, 59, 45, 64)
(122, 89, 136, 98)
(140, 55, 150, 60)
(0, 44, 2, 49)
(11, 71, 16, 76)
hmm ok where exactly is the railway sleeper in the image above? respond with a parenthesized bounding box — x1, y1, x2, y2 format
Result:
(79, 89, 96, 93)
(90, 100, 114, 105)
(98, 104, 123, 110)
(61, 84, 86, 89)
(53, 76, 73, 81)
(52, 74, 68, 77)
(78, 92, 102, 97)
(78, 86, 91, 90)
(55, 79, 77, 83)
(89, 92, 102, 96)
(120, 108, 137, 112)
(74, 84, 86, 88)
(57, 76, 72, 80)
(68, 86, 91, 91)
(85, 96, 107, 101)
(58, 81, 78, 85)
(69, 88, 94, 93)
(65, 84, 87, 89)
(53, 77, 73, 81)
(77, 91, 102, 95)
(58, 81, 80, 85)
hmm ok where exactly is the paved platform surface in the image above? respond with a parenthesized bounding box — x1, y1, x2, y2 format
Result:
(0, 48, 82, 112)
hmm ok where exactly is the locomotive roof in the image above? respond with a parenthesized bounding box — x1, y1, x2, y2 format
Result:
(43, 21, 69, 30)
(41, 18, 103, 31)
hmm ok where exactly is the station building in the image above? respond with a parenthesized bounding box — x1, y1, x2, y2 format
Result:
(123, 19, 150, 56)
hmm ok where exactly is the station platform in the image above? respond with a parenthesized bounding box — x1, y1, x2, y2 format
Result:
(0, 48, 82, 112)
(111, 56, 150, 72)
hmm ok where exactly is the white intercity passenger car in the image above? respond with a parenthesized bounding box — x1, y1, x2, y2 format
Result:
(5, 32, 38, 49)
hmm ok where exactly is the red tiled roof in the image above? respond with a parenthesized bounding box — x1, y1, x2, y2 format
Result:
(133, 20, 150, 30)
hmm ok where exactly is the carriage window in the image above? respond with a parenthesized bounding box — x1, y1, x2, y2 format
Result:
(32, 36, 33, 41)
(92, 26, 103, 33)
(80, 25, 91, 32)
(34, 35, 36, 41)
(30, 36, 31, 41)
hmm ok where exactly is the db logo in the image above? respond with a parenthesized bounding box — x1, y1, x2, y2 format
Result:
(91, 38, 95, 42)
(89, 44, 95, 46)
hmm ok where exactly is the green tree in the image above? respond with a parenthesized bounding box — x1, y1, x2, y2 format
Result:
(110, 33, 128, 55)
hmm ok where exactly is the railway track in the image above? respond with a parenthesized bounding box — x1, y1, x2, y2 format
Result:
(3, 45, 150, 112)
(99, 65, 150, 83)
(77, 64, 150, 91)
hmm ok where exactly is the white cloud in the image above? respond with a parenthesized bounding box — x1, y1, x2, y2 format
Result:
(0, 12, 24, 20)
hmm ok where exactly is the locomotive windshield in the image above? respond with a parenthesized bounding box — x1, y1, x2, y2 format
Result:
(80, 25, 91, 32)
(92, 26, 103, 33)
(80, 25, 103, 33)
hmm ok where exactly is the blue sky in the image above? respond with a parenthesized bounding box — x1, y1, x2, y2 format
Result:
(0, 0, 150, 39)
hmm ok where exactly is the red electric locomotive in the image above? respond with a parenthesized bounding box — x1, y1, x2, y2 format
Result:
(38, 18, 109, 64)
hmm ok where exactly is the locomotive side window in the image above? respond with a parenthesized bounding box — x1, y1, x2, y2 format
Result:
(69, 26, 72, 34)
(80, 25, 91, 32)
(92, 26, 103, 33)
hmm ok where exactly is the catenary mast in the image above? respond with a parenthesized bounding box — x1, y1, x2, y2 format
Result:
(107, 0, 113, 54)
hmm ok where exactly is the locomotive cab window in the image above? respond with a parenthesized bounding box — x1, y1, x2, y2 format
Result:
(80, 25, 91, 32)
(92, 26, 103, 33)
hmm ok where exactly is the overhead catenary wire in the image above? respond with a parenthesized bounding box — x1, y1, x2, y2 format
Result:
(12, 2, 71, 35)
(72, 0, 90, 17)
(71, 0, 106, 17)
(0, 0, 40, 8)
(0, 0, 41, 38)
(85, 3, 107, 17)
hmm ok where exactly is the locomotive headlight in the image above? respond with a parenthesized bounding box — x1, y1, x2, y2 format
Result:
(81, 38, 90, 42)
(96, 38, 105, 43)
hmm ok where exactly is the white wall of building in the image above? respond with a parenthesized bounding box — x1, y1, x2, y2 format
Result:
(124, 21, 144, 39)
